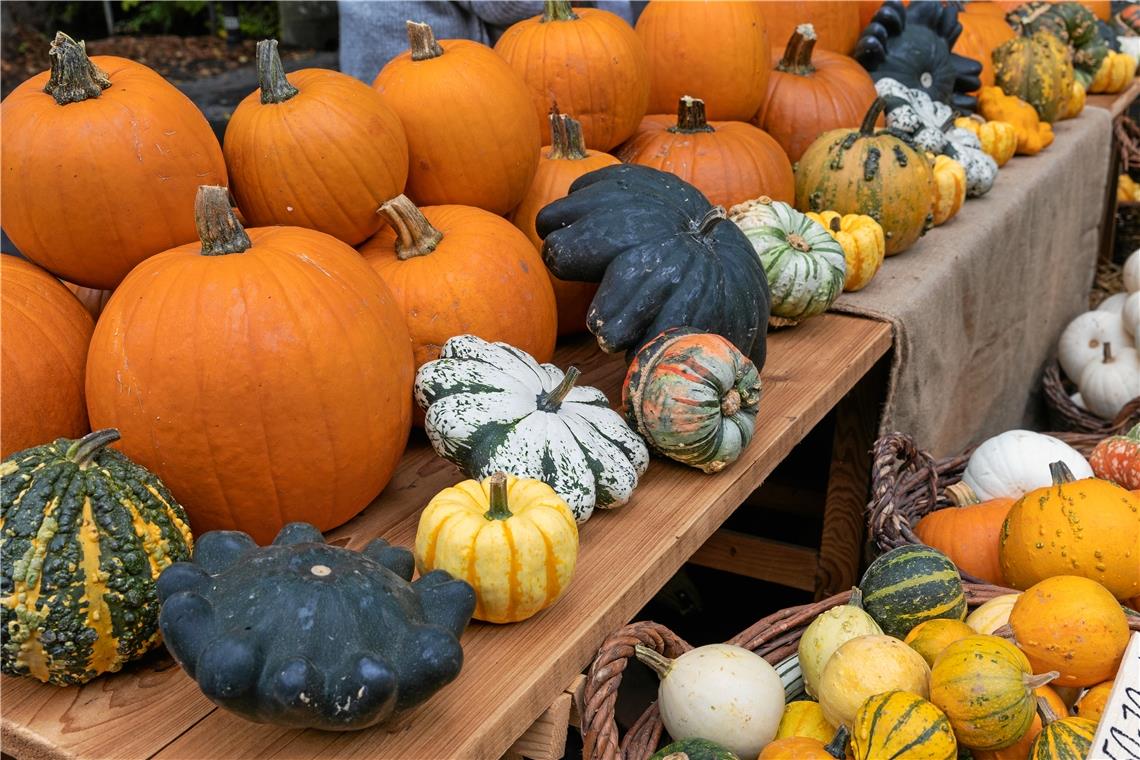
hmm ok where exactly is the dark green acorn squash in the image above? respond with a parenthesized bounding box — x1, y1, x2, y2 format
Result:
(1, 429, 194, 685)
(535, 164, 772, 371)
(157, 522, 475, 730)
(859, 544, 967, 639)
(649, 738, 741, 760)
(1008, 1, 1110, 87)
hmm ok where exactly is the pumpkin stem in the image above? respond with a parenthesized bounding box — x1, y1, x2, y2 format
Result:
(256, 39, 299, 104)
(787, 233, 811, 252)
(407, 21, 444, 61)
(542, 0, 579, 22)
(1035, 691, 1063, 724)
(1048, 461, 1076, 485)
(66, 428, 121, 468)
(1124, 423, 1140, 441)
(993, 623, 1015, 641)
(539, 367, 581, 412)
(696, 206, 728, 236)
(549, 108, 589, 160)
(848, 587, 866, 609)
(196, 186, 252, 256)
(721, 389, 742, 418)
(945, 481, 981, 506)
(777, 23, 818, 75)
(829, 216, 842, 233)
(861, 98, 887, 136)
(484, 472, 514, 521)
(378, 194, 443, 260)
(1025, 671, 1060, 690)
(824, 725, 850, 759)
(1103, 341, 1115, 363)
(670, 96, 715, 134)
(633, 644, 674, 679)
(43, 32, 110, 105)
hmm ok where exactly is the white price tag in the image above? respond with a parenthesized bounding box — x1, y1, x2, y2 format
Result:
(1091, 631, 1140, 759)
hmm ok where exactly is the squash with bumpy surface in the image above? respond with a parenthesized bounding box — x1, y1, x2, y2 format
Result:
(992, 32, 1076, 123)
(2, 429, 193, 685)
(650, 738, 740, 760)
(1007, 1, 1108, 88)
(1090, 423, 1140, 489)
(931, 155, 967, 226)
(978, 86, 1054, 154)
(851, 691, 957, 760)
(804, 211, 885, 292)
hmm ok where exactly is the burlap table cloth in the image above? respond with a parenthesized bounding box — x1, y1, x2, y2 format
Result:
(831, 107, 1113, 456)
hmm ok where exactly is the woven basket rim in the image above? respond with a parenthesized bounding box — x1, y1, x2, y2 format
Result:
(1042, 360, 1140, 435)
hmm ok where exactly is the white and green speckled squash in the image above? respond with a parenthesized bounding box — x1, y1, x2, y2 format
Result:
(414, 334, 649, 523)
(729, 197, 845, 323)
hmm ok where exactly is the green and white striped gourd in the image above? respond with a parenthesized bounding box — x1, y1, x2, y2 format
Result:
(414, 334, 649, 523)
(729, 197, 846, 323)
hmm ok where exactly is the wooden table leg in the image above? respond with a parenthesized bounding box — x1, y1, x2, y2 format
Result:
(815, 357, 889, 600)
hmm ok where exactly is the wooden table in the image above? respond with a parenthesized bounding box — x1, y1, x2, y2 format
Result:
(2, 314, 891, 760)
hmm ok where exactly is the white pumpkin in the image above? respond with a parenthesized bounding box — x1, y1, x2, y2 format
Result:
(1057, 310, 1130, 381)
(1077, 342, 1140, 419)
(965, 592, 1020, 634)
(798, 589, 883, 698)
(1070, 391, 1087, 410)
(1120, 37, 1140, 65)
(1123, 291, 1139, 339)
(1097, 292, 1129, 314)
(636, 643, 785, 758)
(414, 334, 649, 522)
(960, 430, 1093, 500)
(1125, 249, 1140, 292)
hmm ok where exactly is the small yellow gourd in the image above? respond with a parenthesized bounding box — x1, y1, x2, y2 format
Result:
(804, 211, 885, 292)
(414, 471, 578, 623)
(1118, 174, 1140, 202)
(954, 117, 1017, 167)
(817, 634, 931, 728)
(978, 87, 1054, 155)
(1074, 680, 1113, 723)
(851, 691, 957, 760)
(904, 618, 976, 667)
(1090, 51, 1136, 94)
(775, 700, 835, 743)
(1061, 81, 1086, 120)
(930, 155, 966, 226)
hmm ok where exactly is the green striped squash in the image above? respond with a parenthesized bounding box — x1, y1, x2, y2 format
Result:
(1030, 699, 1097, 760)
(992, 32, 1075, 123)
(649, 738, 740, 760)
(1, 429, 194, 685)
(859, 545, 967, 638)
(851, 691, 957, 760)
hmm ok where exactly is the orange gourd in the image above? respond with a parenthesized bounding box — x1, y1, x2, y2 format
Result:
(360, 194, 557, 371)
(754, 24, 879, 163)
(763, 2, 862, 55)
(970, 0, 1109, 18)
(1, 256, 94, 457)
(1089, 423, 1140, 490)
(1, 33, 227, 289)
(618, 96, 794, 208)
(955, 13, 1017, 90)
(372, 22, 540, 215)
(510, 112, 619, 336)
(63, 281, 113, 321)
(223, 40, 408, 246)
(494, 1, 649, 151)
(905, 618, 977, 667)
(85, 187, 415, 544)
(758, 727, 848, 759)
(914, 482, 1012, 585)
(635, 1, 770, 121)
(1075, 680, 1113, 723)
(973, 687, 1070, 760)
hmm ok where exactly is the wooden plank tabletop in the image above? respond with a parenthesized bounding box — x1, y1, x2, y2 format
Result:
(1087, 77, 1140, 119)
(1, 314, 891, 760)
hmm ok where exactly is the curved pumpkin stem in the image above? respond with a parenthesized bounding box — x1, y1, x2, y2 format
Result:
(539, 367, 581, 411)
(633, 644, 674, 679)
(1026, 671, 1060, 690)
(697, 206, 728, 236)
(407, 21, 444, 61)
(849, 587, 866, 609)
(484, 472, 514, 521)
(66, 429, 121, 468)
(549, 109, 589, 160)
(1036, 692, 1063, 724)
(43, 32, 110, 105)
(542, 0, 579, 22)
(257, 39, 299, 104)
(944, 481, 981, 506)
(824, 726, 850, 759)
(378, 195, 443, 260)
(1048, 461, 1076, 485)
(778, 23, 818, 75)
(861, 98, 887, 136)
(196, 186, 252, 256)
(670, 96, 715, 134)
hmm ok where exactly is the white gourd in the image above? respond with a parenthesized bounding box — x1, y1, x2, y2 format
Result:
(1057, 310, 1130, 381)
(1077, 342, 1140, 420)
(1097, 292, 1128, 314)
(965, 593, 1020, 634)
(960, 430, 1093, 500)
(636, 643, 785, 758)
(1070, 391, 1087, 410)
(798, 589, 883, 697)
(1123, 291, 1139, 340)
(1125, 249, 1140, 292)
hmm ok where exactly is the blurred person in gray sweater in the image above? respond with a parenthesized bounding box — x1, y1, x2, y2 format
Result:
(339, 1, 642, 82)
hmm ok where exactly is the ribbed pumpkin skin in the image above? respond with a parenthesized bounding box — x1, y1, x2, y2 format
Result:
(860, 545, 968, 638)
(86, 208, 414, 544)
(913, 496, 1013, 585)
(930, 635, 1043, 751)
(804, 211, 884, 292)
(1, 257, 94, 458)
(63, 281, 113, 321)
(973, 686, 1068, 760)
(1, 48, 227, 289)
(224, 62, 409, 246)
(372, 34, 540, 214)
(414, 475, 578, 623)
(1030, 716, 1096, 760)
(851, 691, 958, 760)
(955, 12, 1017, 89)
(954, 117, 1018, 166)
(992, 33, 1076, 123)
(0, 431, 193, 685)
(931, 155, 967, 227)
(494, 6, 649, 151)
(635, 1, 770, 121)
(762, 2, 862, 55)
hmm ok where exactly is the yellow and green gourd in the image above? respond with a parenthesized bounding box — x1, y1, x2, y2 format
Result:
(859, 544, 967, 639)
(1030, 697, 1097, 760)
(1, 429, 194, 685)
(850, 691, 957, 760)
(992, 32, 1076, 123)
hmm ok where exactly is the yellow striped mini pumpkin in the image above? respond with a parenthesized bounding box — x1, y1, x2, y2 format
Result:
(414, 472, 578, 623)
(804, 210, 885, 292)
(931, 155, 966, 227)
(851, 691, 957, 760)
(1030, 698, 1097, 760)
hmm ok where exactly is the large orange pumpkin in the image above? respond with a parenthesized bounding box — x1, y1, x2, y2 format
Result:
(510, 111, 619, 336)
(754, 24, 879, 163)
(914, 482, 1012, 585)
(0, 33, 227, 290)
(1, 256, 94, 458)
(359, 194, 557, 371)
(618, 96, 794, 208)
(494, 1, 649, 152)
(223, 40, 408, 246)
(85, 186, 415, 544)
(372, 22, 540, 215)
(63, 282, 113, 321)
(635, 1, 770, 121)
(955, 13, 1017, 90)
(762, 1, 863, 55)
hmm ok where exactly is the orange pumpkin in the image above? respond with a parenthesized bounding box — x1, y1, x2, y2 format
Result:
(494, 1, 649, 151)
(759, 727, 848, 759)
(754, 24, 879, 163)
(360, 194, 557, 372)
(63, 281, 113, 321)
(973, 686, 1070, 760)
(955, 12, 1017, 90)
(224, 40, 408, 246)
(618, 96, 794, 208)
(85, 186, 415, 544)
(905, 618, 977, 667)
(1, 256, 94, 457)
(510, 111, 619, 336)
(1075, 680, 1113, 723)
(372, 22, 540, 215)
(1089, 423, 1140, 490)
(635, 1, 770, 121)
(762, 1, 863, 55)
(914, 481, 1012, 585)
(1, 33, 227, 289)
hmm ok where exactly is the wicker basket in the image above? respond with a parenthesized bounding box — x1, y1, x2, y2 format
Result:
(1042, 361, 1140, 435)
(1089, 258, 1126, 309)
